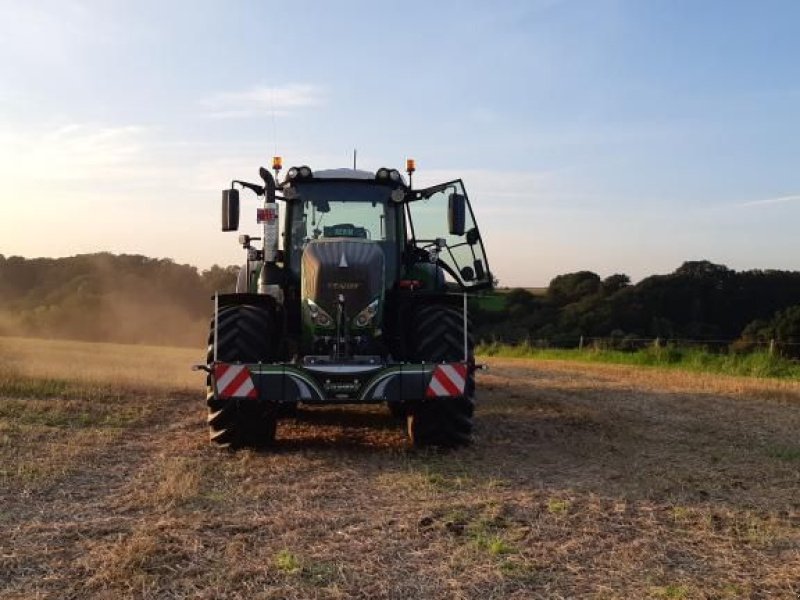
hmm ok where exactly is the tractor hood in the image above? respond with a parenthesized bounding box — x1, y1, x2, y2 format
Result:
(301, 239, 384, 322)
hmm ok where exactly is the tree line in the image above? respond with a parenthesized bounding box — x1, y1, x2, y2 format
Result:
(474, 260, 800, 353)
(3, 254, 800, 352)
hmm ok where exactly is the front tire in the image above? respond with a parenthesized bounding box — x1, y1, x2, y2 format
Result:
(206, 304, 280, 449)
(406, 305, 475, 448)
(407, 397, 473, 448)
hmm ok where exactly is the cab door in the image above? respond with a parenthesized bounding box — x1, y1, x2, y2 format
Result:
(406, 179, 493, 291)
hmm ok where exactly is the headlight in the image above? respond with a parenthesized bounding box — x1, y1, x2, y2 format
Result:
(306, 299, 333, 328)
(376, 168, 390, 180)
(353, 298, 379, 328)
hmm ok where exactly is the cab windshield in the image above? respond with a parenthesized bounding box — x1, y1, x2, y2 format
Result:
(286, 181, 401, 279)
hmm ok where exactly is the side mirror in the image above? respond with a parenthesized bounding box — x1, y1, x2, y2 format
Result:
(222, 189, 240, 231)
(448, 193, 466, 236)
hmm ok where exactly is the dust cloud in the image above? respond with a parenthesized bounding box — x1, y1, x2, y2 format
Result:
(0, 253, 234, 348)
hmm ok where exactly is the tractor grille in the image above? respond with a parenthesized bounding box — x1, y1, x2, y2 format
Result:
(301, 239, 384, 313)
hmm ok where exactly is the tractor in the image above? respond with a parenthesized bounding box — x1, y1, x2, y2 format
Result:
(203, 158, 492, 448)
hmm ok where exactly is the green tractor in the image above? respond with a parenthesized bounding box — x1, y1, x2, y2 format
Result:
(204, 158, 492, 448)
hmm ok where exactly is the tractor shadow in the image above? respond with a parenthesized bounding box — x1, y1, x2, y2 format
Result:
(271, 405, 410, 452)
(291, 405, 400, 430)
(231, 367, 800, 513)
(402, 375, 800, 512)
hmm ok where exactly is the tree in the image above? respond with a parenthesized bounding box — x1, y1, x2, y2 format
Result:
(601, 273, 631, 295)
(201, 265, 239, 294)
(674, 260, 732, 279)
(766, 305, 800, 343)
(506, 288, 537, 311)
(547, 271, 601, 306)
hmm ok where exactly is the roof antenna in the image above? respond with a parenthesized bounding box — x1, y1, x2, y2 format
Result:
(353, 148, 357, 170)
(270, 88, 278, 157)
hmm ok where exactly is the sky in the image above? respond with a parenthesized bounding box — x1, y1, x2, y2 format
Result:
(1, 0, 799, 286)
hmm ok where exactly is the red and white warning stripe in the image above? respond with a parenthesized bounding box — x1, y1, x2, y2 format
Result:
(214, 363, 257, 399)
(426, 363, 468, 398)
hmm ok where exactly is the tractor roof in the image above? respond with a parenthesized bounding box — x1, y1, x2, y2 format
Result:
(313, 168, 375, 180)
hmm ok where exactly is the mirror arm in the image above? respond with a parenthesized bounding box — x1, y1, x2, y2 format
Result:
(232, 180, 265, 196)
(413, 182, 451, 200)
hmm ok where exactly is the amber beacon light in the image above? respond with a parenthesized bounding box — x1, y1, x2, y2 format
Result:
(406, 158, 416, 188)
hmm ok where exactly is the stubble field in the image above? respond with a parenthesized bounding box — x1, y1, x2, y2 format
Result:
(0, 336, 798, 599)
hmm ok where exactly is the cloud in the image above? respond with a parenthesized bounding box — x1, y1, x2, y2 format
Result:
(0, 122, 151, 186)
(0, 119, 298, 205)
(200, 84, 325, 119)
(741, 194, 800, 208)
(0, 120, 224, 203)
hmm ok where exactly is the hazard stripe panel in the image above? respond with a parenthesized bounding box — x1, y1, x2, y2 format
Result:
(214, 364, 257, 399)
(425, 363, 468, 398)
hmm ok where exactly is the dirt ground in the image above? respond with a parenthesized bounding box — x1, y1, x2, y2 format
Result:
(1, 339, 799, 599)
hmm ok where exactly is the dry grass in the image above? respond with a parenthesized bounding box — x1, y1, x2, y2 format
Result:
(1, 337, 799, 598)
(0, 336, 200, 392)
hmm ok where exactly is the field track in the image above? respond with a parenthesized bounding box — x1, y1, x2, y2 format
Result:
(1, 338, 799, 599)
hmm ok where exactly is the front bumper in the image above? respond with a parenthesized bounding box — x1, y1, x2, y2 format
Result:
(211, 360, 469, 404)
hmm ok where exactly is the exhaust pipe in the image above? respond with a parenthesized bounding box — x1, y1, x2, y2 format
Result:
(259, 168, 284, 304)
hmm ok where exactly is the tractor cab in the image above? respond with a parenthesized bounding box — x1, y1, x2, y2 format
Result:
(279, 167, 492, 291)
(270, 166, 492, 356)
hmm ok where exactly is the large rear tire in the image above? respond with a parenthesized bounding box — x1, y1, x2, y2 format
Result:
(406, 305, 475, 448)
(206, 304, 281, 449)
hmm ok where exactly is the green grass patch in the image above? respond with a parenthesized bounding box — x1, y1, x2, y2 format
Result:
(765, 445, 800, 461)
(461, 504, 519, 558)
(403, 453, 474, 491)
(546, 498, 571, 515)
(487, 537, 516, 556)
(670, 506, 692, 521)
(273, 550, 339, 586)
(423, 470, 471, 490)
(275, 550, 302, 574)
(476, 342, 800, 379)
(470, 530, 516, 555)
